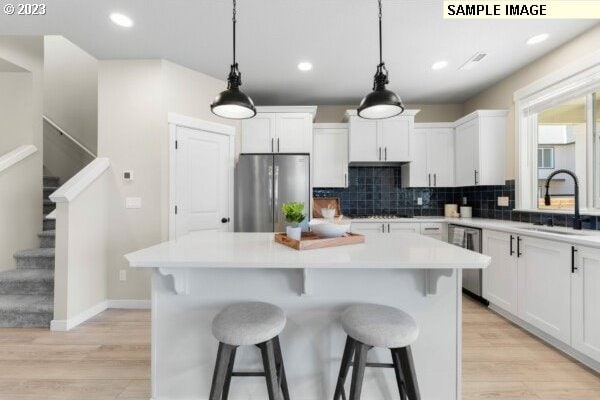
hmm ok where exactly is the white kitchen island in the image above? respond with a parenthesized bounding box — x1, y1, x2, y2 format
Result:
(126, 231, 490, 400)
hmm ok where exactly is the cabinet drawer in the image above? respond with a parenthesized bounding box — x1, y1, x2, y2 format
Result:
(420, 223, 443, 235)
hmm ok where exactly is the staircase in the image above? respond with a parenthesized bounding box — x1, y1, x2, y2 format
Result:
(0, 175, 58, 327)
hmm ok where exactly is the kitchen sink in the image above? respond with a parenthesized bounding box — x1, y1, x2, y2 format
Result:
(518, 227, 588, 236)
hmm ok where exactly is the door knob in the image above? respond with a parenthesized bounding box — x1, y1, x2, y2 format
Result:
(221, 217, 230, 223)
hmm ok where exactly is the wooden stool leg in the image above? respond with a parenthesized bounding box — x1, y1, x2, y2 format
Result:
(396, 346, 421, 400)
(221, 346, 237, 400)
(273, 336, 290, 400)
(333, 336, 356, 400)
(209, 342, 235, 400)
(260, 339, 283, 400)
(391, 349, 408, 400)
(349, 341, 369, 400)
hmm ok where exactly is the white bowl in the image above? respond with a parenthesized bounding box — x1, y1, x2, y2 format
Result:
(309, 219, 351, 238)
(321, 208, 336, 219)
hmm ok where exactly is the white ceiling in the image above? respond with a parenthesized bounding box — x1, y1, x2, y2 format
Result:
(0, 0, 596, 105)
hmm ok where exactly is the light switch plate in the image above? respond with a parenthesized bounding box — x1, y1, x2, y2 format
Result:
(498, 196, 509, 207)
(123, 171, 133, 181)
(125, 197, 142, 209)
(417, 197, 423, 206)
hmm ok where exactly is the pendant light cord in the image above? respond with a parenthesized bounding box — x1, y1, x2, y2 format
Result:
(232, 0, 237, 65)
(372, 0, 388, 90)
(378, 0, 383, 66)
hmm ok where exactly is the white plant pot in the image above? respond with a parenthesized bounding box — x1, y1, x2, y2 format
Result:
(286, 226, 302, 241)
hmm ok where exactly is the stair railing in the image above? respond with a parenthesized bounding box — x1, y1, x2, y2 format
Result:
(43, 115, 96, 158)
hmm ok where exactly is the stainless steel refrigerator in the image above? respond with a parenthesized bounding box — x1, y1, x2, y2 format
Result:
(235, 154, 310, 232)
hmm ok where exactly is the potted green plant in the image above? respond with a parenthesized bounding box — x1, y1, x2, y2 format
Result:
(282, 202, 305, 240)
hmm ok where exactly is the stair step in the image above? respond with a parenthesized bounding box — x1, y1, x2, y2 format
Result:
(43, 176, 59, 187)
(0, 269, 54, 295)
(43, 199, 55, 215)
(38, 230, 56, 248)
(0, 294, 53, 327)
(43, 219, 55, 231)
(14, 248, 55, 269)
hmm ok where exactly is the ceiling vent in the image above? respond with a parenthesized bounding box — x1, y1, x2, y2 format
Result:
(459, 52, 488, 70)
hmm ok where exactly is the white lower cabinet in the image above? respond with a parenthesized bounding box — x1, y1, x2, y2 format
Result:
(572, 246, 600, 363)
(351, 222, 386, 234)
(389, 222, 421, 233)
(482, 230, 518, 314)
(420, 222, 444, 241)
(517, 236, 571, 344)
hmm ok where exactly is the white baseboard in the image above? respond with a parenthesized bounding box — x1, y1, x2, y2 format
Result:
(107, 299, 151, 309)
(51, 300, 108, 331)
(50, 299, 151, 331)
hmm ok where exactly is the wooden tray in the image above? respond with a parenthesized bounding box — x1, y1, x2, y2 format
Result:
(274, 232, 365, 251)
(313, 197, 342, 218)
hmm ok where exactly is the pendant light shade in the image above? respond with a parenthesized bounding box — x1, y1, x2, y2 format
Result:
(211, 0, 256, 120)
(357, 0, 404, 120)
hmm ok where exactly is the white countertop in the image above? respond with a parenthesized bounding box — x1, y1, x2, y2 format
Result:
(125, 231, 490, 270)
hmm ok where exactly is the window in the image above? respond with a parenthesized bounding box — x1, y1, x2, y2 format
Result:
(516, 60, 600, 213)
(537, 148, 554, 169)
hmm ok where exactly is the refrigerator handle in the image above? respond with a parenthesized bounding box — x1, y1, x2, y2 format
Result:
(268, 165, 273, 211)
(274, 165, 280, 222)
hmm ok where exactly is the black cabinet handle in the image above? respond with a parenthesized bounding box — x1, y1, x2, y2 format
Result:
(387, 223, 390, 233)
(517, 236, 522, 257)
(510, 235, 515, 256)
(434, 173, 437, 187)
(571, 246, 578, 273)
(221, 217, 230, 223)
(271, 138, 274, 152)
(428, 174, 431, 187)
(385, 147, 387, 161)
(379, 147, 382, 161)
(277, 138, 280, 152)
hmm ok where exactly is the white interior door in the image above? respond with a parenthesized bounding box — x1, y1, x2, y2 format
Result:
(174, 125, 233, 237)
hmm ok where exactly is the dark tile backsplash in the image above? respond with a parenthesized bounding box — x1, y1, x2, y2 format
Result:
(313, 166, 600, 230)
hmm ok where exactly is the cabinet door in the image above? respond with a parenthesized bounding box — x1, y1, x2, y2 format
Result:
(482, 230, 518, 314)
(427, 128, 455, 187)
(241, 114, 275, 153)
(402, 128, 428, 187)
(349, 117, 379, 162)
(313, 128, 348, 188)
(275, 113, 312, 153)
(379, 119, 411, 162)
(388, 222, 421, 233)
(454, 120, 477, 186)
(572, 246, 600, 362)
(517, 236, 571, 344)
(351, 222, 385, 235)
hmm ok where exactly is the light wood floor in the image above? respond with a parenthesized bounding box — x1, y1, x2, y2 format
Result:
(0, 298, 597, 399)
(463, 295, 600, 399)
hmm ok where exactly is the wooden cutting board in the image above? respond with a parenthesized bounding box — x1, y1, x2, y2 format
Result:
(313, 197, 342, 218)
(274, 232, 365, 251)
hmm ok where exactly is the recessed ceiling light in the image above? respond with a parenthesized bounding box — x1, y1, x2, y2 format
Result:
(431, 61, 448, 70)
(110, 13, 134, 28)
(297, 62, 313, 72)
(526, 33, 549, 45)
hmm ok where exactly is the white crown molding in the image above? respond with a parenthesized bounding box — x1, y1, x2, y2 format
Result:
(344, 109, 421, 118)
(168, 113, 235, 136)
(256, 106, 318, 118)
(0, 145, 37, 174)
(49, 157, 110, 203)
(313, 123, 348, 129)
(453, 110, 509, 127)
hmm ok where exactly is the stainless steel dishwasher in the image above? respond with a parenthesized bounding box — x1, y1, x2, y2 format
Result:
(448, 224, 487, 303)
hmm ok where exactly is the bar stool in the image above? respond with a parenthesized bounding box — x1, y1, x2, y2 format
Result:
(333, 304, 421, 400)
(209, 301, 290, 400)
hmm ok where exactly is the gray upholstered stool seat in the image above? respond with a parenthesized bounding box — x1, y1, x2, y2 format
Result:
(212, 301, 286, 346)
(341, 303, 419, 348)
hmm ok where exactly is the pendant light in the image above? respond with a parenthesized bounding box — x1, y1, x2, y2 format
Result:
(211, 0, 256, 119)
(357, 0, 404, 119)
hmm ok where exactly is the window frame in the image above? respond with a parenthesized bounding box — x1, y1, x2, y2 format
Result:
(537, 147, 555, 169)
(514, 54, 600, 214)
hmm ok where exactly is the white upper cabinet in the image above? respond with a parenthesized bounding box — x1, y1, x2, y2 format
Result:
(401, 124, 454, 187)
(241, 107, 316, 154)
(572, 246, 600, 363)
(517, 235, 571, 344)
(454, 110, 507, 187)
(313, 124, 349, 188)
(346, 110, 418, 163)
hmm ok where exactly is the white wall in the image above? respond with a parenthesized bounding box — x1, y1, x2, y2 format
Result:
(0, 37, 43, 271)
(44, 36, 98, 153)
(53, 170, 109, 321)
(97, 59, 238, 301)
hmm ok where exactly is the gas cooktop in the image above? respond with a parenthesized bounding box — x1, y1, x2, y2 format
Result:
(350, 214, 413, 219)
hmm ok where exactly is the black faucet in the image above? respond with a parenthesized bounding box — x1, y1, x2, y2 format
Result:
(543, 169, 585, 230)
